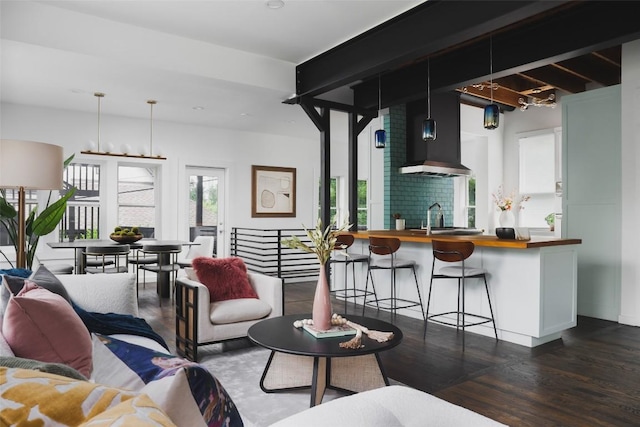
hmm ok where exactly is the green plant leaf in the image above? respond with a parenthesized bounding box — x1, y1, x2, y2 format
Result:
(31, 187, 76, 236)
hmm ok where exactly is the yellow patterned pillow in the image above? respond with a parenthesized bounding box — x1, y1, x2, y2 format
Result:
(79, 394, 177, 427)
(0, 367, 137, 426)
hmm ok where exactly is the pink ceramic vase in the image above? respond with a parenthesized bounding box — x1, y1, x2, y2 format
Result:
(312, 263, 332, 331)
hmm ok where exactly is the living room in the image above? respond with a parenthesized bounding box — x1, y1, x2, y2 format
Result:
(2, 1, 640, 426)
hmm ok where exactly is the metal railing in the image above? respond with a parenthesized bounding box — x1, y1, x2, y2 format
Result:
(230, 227, 320, 282)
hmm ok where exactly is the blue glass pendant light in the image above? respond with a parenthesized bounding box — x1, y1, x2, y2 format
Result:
(484, 35, 499, 130)
(375, 75, 386, 149)
(422, 58, 436, 141)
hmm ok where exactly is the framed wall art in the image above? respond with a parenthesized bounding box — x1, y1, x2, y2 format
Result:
(251, 165, 296, 217)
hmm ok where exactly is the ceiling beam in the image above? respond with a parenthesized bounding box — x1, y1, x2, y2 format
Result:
(296, 1, 640, 111)
(295, 0, 567, 99)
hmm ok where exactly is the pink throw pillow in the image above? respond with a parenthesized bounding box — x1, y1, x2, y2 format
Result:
(191, 257, 258, 302)
(2, 281, 92, 377)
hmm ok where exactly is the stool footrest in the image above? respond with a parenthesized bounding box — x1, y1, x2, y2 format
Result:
(364, 297, 422, 311)
(427, 311, 494, 328)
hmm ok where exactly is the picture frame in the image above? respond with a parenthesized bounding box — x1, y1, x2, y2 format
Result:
(251, 165, 296, 217)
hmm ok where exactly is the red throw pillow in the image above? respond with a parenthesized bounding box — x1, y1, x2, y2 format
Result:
(191, 257, 258, 302)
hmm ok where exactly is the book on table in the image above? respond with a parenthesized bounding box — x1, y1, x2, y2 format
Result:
(302, 323, 357, 338)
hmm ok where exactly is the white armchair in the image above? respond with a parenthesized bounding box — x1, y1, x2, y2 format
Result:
(175, 271, 283, 361)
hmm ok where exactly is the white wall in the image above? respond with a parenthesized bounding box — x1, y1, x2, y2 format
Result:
(620, 39, 640, 327)
(1, 102, 320, 262)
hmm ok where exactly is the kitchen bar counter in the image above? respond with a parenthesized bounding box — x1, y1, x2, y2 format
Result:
(337, 229, 581, 348)
(346, 229, 581, 248)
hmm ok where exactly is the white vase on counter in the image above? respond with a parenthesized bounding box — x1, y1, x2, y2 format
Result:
(498, 210, 515, 228)
(395, 219, 406, 230)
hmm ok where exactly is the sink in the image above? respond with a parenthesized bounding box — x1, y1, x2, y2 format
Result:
(409, 227, 484, 236)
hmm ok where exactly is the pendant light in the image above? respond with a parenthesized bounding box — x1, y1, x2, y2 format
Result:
(422, 58, 436, 141)
(147, 100, 157, 157)
(80, 93, 166, 159)
(484, 35, 499, 130)
(94, 92, 104, 152)
(374, 74, 386, 149)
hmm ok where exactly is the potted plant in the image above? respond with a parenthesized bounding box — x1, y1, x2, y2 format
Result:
(392, 213, 405, 231)
(0, 155, 76, 270)
(545, 213, 555, 231)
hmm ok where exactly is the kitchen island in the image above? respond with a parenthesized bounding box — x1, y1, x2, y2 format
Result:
(338, 230, 582, 347)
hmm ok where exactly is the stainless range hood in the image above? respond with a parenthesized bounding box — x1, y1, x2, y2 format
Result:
(400, 93, 471, 178)
(400, 160, 471, 177)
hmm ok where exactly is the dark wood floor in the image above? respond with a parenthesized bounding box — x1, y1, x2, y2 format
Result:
(139, 281, 640, 427)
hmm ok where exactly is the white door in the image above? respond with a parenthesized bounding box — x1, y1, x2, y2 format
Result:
(185, 167, 226, 257)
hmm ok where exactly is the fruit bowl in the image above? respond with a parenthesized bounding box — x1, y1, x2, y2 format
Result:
(110, 234, 143, 244)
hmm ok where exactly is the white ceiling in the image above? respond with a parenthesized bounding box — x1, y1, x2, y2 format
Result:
(1, 0, 422, 139)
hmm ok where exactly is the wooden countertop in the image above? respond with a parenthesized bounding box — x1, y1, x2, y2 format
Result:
(346, 230, 581, 249)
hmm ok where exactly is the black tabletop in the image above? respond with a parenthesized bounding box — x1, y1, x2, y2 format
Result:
(248, 314, 403, 358)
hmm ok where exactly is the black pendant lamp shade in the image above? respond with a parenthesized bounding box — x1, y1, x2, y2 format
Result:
(484, 35, 499, 130)
(422, 58, 436, 141)
(375, 74, 386, 149)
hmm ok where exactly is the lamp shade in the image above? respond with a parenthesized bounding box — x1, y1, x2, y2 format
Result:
(422, 118, 437, 141)
(483, 104, 500, 130)
(374, 129, 386, 149)
(0, 140, 64, 189)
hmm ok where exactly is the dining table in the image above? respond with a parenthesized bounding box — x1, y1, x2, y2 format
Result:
(48, 238, 197, 298)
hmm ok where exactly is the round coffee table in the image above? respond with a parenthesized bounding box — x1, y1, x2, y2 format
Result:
(248, 314, 403, 407)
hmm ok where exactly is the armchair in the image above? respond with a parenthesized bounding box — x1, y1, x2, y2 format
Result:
(175, 271, 283, 361)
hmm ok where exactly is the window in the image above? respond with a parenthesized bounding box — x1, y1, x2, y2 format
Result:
(518, 129, 559, 228)
(118, 165, 156, 237)
(61, 162, 101, 240)
(357, 179, 368, 230)
(466, 176, 476, 228)
(318, 177, 338, 222)
(318, 177, 368, 229)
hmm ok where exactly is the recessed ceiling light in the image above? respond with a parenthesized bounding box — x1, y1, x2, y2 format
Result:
(265, 0, 284, 9)
(192, 106, 204, 110)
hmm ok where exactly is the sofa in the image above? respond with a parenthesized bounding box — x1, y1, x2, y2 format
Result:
(0, 268, 507, 427)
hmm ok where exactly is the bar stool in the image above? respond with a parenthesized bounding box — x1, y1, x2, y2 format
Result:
(425, 240, 498, 350)
(83, 245, 130, 274)
(362, 236, 425, 321)
(328, 234, 373, 314)
(139, 243, 181, 306)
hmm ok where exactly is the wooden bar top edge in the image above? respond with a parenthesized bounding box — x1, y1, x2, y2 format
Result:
(344, 230, 582, 249)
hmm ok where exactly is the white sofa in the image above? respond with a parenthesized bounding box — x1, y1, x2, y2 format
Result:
(1, 272, 507, 427)
(175, 271, 283, 361)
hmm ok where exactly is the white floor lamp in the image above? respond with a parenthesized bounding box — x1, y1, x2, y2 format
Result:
(0, 140, 64, 268)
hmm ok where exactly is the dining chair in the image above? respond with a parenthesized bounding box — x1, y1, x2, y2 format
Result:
(139, 243, 182, 306)
(426, 240, 498, 350)
(177, 235, 215, 268)
(83, 245, 131, 274)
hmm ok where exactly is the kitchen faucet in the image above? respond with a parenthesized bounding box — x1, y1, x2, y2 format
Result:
(424, 202, 444, 234)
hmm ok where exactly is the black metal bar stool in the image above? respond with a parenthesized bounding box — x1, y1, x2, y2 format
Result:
(328, 234, 373, 314)
(362, 236, 424, 321)
(425, 240, 498, 350)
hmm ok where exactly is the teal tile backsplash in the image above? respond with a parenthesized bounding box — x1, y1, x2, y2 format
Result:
(383, 104, 454, 229)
